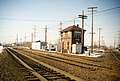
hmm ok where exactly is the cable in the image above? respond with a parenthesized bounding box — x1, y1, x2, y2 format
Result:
(95, 6, 120, 14)
(48, 18, 77, 29)
(0, 17, 60, 22)
(0, 6, 119, 30)
(85, 6, 120, 16)
(0, 6, 119, 22)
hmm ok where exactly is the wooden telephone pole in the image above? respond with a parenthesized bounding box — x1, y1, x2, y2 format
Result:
(98, 28, 102, 50)
(88, 7, 97, 53)
(78, 10, 87, 53)
(44, 25, 48, 50)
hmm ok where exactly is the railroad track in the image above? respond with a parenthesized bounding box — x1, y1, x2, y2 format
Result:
(15, 47, 104, 63)
(12, 47, 120, 79)
(15, 48, 116, 70)
(6, 48, 84, 81)
(19, 48, 104, 63)
(111, 51, 120, 64)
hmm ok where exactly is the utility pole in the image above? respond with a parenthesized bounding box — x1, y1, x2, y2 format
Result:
(78, 10, 87, 53)
(88, 7, 97, 53)
(20, 38, 22, 45)
(101, 36, 104, 47)
(114, 36, 116, 49)
(24, 33, 26, 42)
(44, 25, 48, 50)
(24, 33, 26, 47)
(60, 21, 62, 52)
(73, 19, 75, 25)
(117, 31, 120, 49)
(33, 25, 36, 42)
(44, 25, 48, 43)
(98, 28, 102, 50)
(60, 21, 62, 31)
(16, 34, 18, 45)
(31, 33, 33, 42)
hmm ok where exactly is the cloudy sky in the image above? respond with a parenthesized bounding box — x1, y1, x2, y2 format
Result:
(0, 0, 120, 47)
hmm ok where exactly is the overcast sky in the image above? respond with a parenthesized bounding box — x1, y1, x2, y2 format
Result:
(0, 0, 120, 47)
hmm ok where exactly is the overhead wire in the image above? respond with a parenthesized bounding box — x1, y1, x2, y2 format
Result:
(0, 17, 60, 22)
(7, 6, 120, 42)
(0, 6, 119, 30)
(95, 6, 120, 14)
(0, 6, 119, 21)
(85, 6, 120, 16)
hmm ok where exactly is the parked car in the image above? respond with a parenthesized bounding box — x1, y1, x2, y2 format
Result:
(94, 50, 104, 55)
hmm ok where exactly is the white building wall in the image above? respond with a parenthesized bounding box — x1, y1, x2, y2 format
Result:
(31, 42, 58, 51)
(72, 43, 82, 54)
(32, 42, 41, 50)
(72, 44, 76, 54)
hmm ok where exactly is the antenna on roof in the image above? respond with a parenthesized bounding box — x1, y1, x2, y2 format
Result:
(77, 24, 79, 27)
(73, 19, 75, 26)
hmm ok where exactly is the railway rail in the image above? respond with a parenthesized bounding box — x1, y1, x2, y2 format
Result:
(6, 48, 47, 81)
(6, 48, 84, 81)
(15, 48, 105, 63)
(15, 48, 118, 71)
(111, 51, 120, 64)
(12, 48, 120, 80)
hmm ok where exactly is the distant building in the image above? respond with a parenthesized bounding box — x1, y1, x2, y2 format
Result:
(31, 41, 58, 51)
(0, 43, 3, 53)
(60, 25, 86, 53)
(32, 41, 41, 50)
(32, 41, 46, 50)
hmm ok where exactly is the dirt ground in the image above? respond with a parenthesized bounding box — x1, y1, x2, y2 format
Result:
(0, 48, 120, 81)
(0, 49, 26, 81)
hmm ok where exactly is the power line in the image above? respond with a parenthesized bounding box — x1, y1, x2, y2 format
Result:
(1, 6, 120, 45)
(95, 6, 120, 14)
(48, 18, 76, 30)
(85, 6, 120, 16)
(49, 23, 60, 29)
(0, 17, 60, 22)
(0, 6, 119, 23)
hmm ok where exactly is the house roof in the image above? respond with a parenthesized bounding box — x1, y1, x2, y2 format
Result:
(60, 25, 85, 32)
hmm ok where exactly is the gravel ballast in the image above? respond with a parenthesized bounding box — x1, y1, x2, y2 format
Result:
(0, 49, 26, 81)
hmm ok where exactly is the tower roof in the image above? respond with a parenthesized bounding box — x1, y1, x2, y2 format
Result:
(60, 25, 85, 33)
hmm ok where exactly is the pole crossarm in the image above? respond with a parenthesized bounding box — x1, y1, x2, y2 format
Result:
(78, 14, 87, 19)
(88, 7, 98, 9)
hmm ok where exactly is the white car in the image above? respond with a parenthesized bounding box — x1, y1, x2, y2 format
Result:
(94, 50, 104, 55)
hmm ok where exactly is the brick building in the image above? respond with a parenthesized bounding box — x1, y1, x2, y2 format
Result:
(60, 25, 85, 53)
